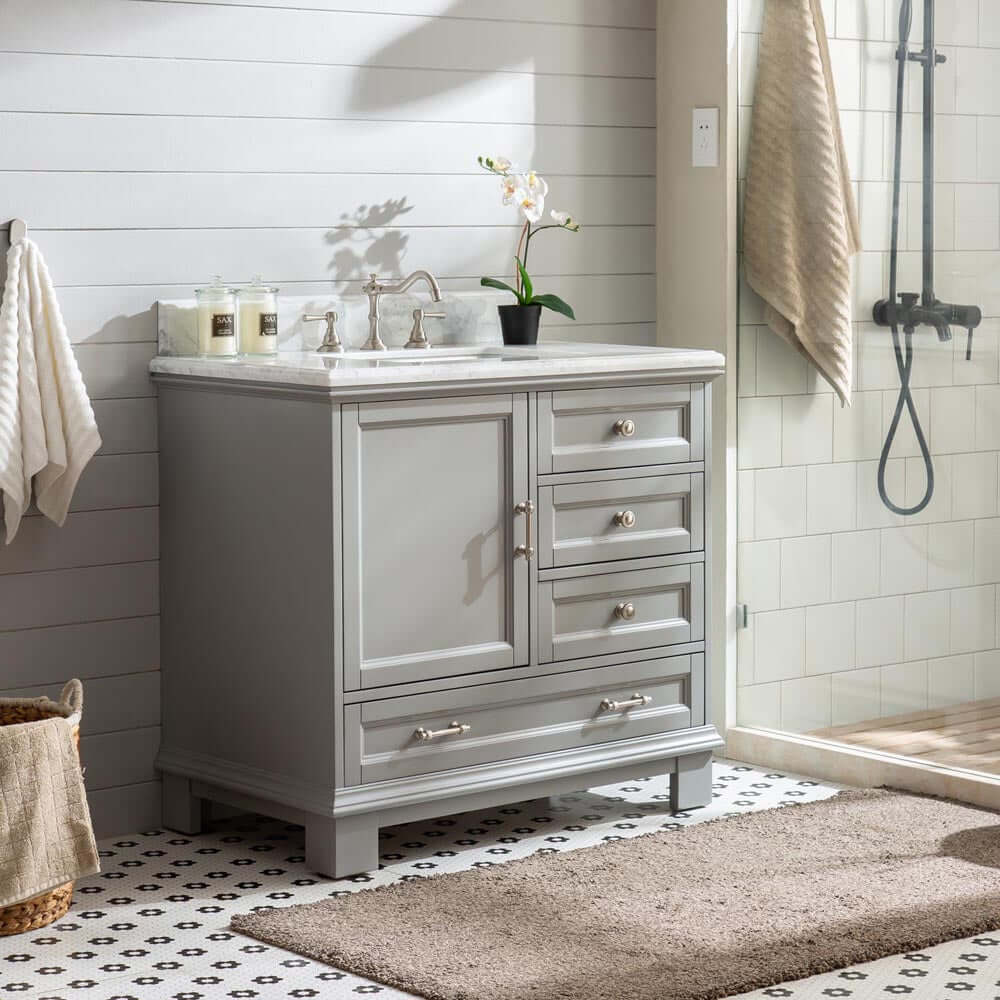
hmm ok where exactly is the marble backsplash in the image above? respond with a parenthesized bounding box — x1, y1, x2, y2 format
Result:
(157, 289, 511, 356)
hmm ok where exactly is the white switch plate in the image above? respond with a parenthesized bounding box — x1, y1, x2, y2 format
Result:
(692, 107, 719, 168)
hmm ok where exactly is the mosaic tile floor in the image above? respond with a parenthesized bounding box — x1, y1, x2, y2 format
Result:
(2, 759, 998, 1000)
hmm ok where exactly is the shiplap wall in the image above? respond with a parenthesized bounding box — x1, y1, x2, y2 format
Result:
(0, 0, 656, 835)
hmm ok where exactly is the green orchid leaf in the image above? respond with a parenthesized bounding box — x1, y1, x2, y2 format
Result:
(480, 276, 524, 304)
(516, 258, 534, 302)
(528, 293, 576, 320)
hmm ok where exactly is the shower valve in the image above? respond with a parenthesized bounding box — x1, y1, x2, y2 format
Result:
(873, 295, 982, 345)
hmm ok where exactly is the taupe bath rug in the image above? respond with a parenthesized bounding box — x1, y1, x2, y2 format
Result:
(232, 789, 1000, 1000)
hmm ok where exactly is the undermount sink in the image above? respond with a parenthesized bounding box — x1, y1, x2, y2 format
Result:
(378, 350, 500, 365)
(320, 345, 542, 367)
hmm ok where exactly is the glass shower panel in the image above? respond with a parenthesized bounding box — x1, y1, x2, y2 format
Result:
(736, 0, 1000, 775)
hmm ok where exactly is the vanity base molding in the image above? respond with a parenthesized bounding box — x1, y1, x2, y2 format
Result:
(157, 726, 722, 878)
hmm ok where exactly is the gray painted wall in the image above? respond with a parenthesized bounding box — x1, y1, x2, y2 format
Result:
(0, 0, 656, 836)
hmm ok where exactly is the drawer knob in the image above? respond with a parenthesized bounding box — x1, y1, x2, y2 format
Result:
(613, 417, 636, 438)
(414, 721, 471, 742)
(614, 601, 636, 621)
(600, 693, 653, 712)
(613, 509, 637, 528)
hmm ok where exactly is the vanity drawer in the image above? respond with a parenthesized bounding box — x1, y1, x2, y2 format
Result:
(539, 563, 703, 663)
(538, 384, 703, 474)
(346, 654, 698, 785)
(538, 473, 704, 568)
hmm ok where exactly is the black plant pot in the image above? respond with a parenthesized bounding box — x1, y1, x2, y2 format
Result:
(498, 304, 541, 346)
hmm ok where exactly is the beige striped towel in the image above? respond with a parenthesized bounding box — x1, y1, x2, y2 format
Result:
(744, 0, 861, 405)
(0, 238, 101, 542)
(0, 681, 99, 909)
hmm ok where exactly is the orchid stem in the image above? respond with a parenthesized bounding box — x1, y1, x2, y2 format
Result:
(521, 225, 565, 300)
(515, 221, 529, 297)
(521, 223, 534, 297)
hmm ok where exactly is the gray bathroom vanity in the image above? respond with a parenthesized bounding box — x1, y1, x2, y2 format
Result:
(151, 342, 725, 877)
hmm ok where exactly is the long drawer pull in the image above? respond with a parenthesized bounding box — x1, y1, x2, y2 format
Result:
(613, 509, 636, 528)
(514, 499, 534, 560)
(414, 721, 471, 742)
(613, 417, 636, 438)
(600, 693, 653, 712)
(614, 601, 636, 621)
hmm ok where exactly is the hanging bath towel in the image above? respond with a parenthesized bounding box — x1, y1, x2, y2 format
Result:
(0, 237, 101, 542)
(744, 0, 861, 405)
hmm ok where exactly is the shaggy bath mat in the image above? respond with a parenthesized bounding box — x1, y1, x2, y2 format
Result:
(231, 789, 1000, 1000)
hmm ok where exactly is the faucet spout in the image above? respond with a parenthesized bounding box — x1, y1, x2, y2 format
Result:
(383, 269, 443, 302)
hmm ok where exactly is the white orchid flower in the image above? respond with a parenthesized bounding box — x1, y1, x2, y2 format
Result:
(500, 174, 519, 205)
(477, 154, 513, 175)
(518, 170, 548, 199)
(517, 189, 544, 224)
(550, 209, 581, 232)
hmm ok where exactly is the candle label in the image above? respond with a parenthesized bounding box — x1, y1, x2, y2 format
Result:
(212, 313, 235, 338)
(259, 313, 278, 337)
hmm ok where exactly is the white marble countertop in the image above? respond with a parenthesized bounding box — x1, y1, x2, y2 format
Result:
(149, 342, 726, 390)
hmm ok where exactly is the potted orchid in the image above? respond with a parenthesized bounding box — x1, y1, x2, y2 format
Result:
(477, 155, 580, 345)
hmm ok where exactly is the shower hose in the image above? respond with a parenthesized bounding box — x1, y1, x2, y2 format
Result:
(878, 0, 934, 516)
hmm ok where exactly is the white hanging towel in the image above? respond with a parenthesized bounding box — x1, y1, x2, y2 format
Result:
(0, 238, 101, 542)
(743, 0, 861, 405)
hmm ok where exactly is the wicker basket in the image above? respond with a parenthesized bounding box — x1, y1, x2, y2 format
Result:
(0, 680, 83, 936)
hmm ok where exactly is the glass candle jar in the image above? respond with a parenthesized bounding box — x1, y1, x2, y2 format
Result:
(238, 278, 279, 356)
(195, 278, 237, 357)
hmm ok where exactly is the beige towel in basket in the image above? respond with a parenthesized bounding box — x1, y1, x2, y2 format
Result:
(0, 681, 99, 908)
(744, 0, 861, 404)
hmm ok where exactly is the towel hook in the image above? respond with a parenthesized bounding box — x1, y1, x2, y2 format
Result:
(8, 219, 27, 243)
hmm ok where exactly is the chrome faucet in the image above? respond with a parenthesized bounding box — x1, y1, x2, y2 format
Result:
(361, 270, 443, 351)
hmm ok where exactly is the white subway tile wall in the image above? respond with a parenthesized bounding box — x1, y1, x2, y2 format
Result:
(737, 0, 1000, 737)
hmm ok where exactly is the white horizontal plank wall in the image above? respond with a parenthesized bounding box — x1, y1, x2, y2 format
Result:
(0, 0, 656, 837)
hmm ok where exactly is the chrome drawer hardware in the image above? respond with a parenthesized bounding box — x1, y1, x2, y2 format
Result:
(600, 693, 653, 712)
(514, 500, 535, 560)
(414, 721, 471, 742)
(613, 509, 637, 528)
(614, 601, 636, 620)
(613, 417, 636, 438)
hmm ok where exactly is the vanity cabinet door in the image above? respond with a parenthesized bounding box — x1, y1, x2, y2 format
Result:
(343, 395, 529, 690)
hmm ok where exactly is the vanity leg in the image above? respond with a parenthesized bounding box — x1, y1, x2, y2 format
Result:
(670, 751, 714, 813)
(306, 814, 380, 879)
(162, 773, 205, 835)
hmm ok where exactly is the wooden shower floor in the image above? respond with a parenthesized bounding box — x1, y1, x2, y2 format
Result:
(812, 697, 1000, 774)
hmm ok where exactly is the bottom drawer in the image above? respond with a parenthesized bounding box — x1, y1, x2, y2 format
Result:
(346, 654, 700, 785)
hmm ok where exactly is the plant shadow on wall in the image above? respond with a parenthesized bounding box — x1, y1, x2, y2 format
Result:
(326, 198, 414, 281)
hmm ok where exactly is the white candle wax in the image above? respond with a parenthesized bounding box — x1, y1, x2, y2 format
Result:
(197, 302, 237, 356)
(238, 291, 278, 355)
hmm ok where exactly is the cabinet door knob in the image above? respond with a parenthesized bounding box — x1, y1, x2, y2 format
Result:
(414, 721, 471, 742)
(600, 693, 652, 712)
(614, 601, 636, 621)
(613, 509, 636, 528)
(613, 417, 636, 438)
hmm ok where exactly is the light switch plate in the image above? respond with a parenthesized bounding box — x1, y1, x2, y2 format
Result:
(692, 107, 720, 168)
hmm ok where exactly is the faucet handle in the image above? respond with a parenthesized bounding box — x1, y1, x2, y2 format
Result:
(405, 308, 445, 350)
(302, 310, 343, 354)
